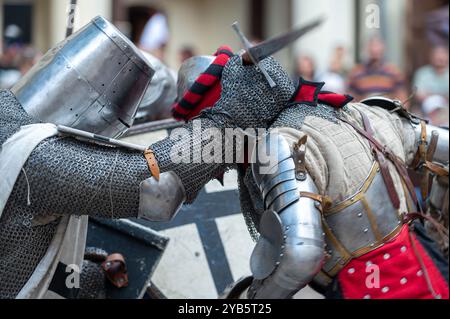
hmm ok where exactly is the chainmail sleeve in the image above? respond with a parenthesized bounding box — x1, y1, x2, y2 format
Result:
(151, 113, 237, 203)
(12, 136, 151, 219)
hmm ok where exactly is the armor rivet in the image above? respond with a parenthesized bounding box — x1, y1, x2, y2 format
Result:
(383, 253, 390, 260)
(363, 295, 371, 299)
(357, 213, 363, 217)
(280, 254, 284, 257)
(382, 286, 389, 293)
(401, 246, 407, 253)
(400, 278, 407, 285)
(364, 228, 369, 233)
(348, 268, 355, 274)
(276, 262, 280, 266)
(417, 270, 423, 277)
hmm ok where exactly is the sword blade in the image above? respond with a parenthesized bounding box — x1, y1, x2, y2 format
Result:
(246, 16, 325, 62)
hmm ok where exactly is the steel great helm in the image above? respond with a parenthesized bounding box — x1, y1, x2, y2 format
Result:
(176, 55, 215, 103)
(12, 16, 154, 138)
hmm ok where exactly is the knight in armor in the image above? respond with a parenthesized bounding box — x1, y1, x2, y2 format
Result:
(0, 15, 448, 300)
(0, 17, 293, 298)
(172, 53, 449, 298)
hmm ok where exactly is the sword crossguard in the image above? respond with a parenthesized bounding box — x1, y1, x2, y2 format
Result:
(231, 22, 277, 88)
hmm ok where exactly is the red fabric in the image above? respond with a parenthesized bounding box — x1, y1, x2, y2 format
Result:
(172, 46, 233, 121)
(318, 92, 353, 109)
(189, 82, 223, 120)
(338, 225, 449, 299)
(290, 78, 353, 109)
(293, 82, 321, 104)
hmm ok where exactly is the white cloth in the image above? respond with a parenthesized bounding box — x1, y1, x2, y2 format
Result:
(0, 123, 58, 217)
(0, 124, 87, 299)
(139, 13, 170, 51)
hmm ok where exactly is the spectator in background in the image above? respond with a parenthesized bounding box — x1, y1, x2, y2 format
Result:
(294, 54, 316, 83)
(422, 95, 449, 127)
(413, 46, 449, 103)
(178, 46, 196, 64)
(413, 46, 449, 126)
(0, 25, 24, 89)
(139, 11, 170, 61)
(316, 46, 349, 94)
(347, 36, 408, 103)
(17, 47, 41, 76)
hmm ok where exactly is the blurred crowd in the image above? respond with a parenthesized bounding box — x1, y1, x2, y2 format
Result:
(1, 14, 449, 127)
(295, 36, 449, 127)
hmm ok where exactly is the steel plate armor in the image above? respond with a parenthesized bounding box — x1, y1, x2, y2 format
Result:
(136, 52, 177, 122)
(12, 16, 154, 138)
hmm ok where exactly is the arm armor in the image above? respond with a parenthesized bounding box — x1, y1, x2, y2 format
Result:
(248, 132, 324, 299)
(411, 122, 449, 166)
(11, 115, 234, 221)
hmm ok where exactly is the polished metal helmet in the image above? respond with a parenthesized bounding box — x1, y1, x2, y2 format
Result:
(176, 55, 215, 103)
(135, 51, 177, 122)
(11, 16, 154, 138)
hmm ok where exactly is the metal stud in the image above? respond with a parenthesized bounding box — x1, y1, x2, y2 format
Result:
(363, 228, 369, 233)
(417, 270, 423, 277)
(401, 246, 407, 253)
(363, 295, 371, 299)
(357, 213, 363, 218)
(348, 268, 355, 274)
(382, 286, 389, 293)
(383, 253, 390, 260)
(366, 261, 372, 267)
(400, 278, 407, 285)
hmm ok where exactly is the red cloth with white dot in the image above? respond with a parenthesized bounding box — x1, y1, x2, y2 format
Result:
(338, 225, 449, 299)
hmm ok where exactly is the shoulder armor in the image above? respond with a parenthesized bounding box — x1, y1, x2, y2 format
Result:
(361, 96, 422, 125)
(249, 132, 325, 298)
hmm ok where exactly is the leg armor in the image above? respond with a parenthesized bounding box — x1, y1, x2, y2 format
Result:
(248, 132, 325, 299)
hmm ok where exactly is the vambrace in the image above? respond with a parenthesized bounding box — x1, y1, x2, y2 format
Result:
(248, 132, 324, 299)
(411, 121, 449, 167)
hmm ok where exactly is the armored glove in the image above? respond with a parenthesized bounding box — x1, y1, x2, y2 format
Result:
(212, 55, 295, 129)
(151, 55, 295, 203)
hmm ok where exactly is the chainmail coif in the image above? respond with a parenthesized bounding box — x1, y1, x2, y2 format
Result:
(214, 55, 295, 129)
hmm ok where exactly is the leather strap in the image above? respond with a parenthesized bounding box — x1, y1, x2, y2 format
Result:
(341, 114, 401, 210)
(420, 131, 441, 200)
(144, 148, 160, 181)
(340, 113, 421, 212)
(293, 136, 308, 181)
(424, 161, 449, 177)
(300, 191, 332, 211)
(411, 121, 428, 169)
(101, 253, 129, 288)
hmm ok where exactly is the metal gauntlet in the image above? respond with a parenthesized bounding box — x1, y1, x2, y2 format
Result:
(248, 133, 324, 299)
